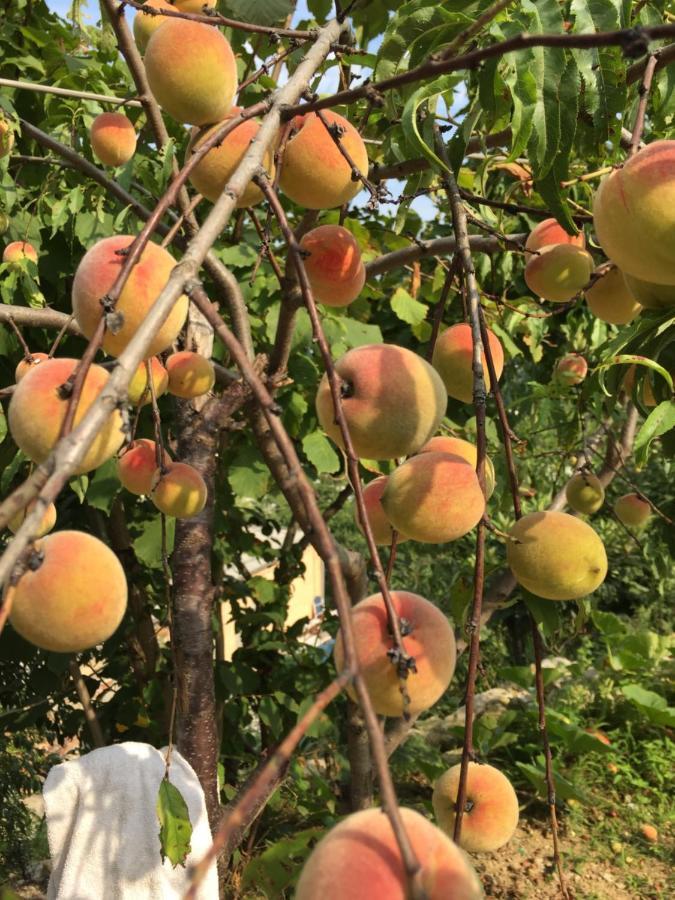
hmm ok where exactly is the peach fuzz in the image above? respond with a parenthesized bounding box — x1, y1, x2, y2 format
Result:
(525, 217, 585, 253)
(622, 272, 675, 309)
(565, 472, 605, 515)
(133, 0, 175, 54)
(151, 461, 208, 518)
(333, 590, 456, 717)
(0, 117, 13, 158)
(507, 510, 608, 601)
(299, 224, 366, 307)
(585, 266, 642, 325)
(433, 762, 519, 853)
(420, 435, 496, 499)
(8, 500, 57, 538)
(381, 452, 485, 544)
(72, 235, 188, 358)
(144, 19, 237, 126)
(166, 350, 215, 399)
(280, 111, 369, 209)
(524, 243, 594, 302)
(8, 357, 124, 474)
(3, 241, 37, 265)
(9, 531, 128, 653)
(128, 357, 169, 406)
(315, 344, 446, 460)
(614, 493, 651, 527)
(356, 476, 408, 546)
(186, 109, 274, 208)
(555, 353, 587, 386)
(432, 322, 504, 404)
(90, 112, 137, 167)
(295, 807, 482, 900)
(15, 352, 48, 382)
(593, 140, 675, 283)
(118, 439, 171, 496)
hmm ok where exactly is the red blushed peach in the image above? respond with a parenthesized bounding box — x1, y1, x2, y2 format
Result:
(186, 109, 274, 207)
(432, 322, 504, 405)
(419, 435, 496, 499)
(151, 461, 207, 518)
(3, 241, 37, 265)
(299, 224, 366, 307)
(614, 493, 651, 527)
(315, 344, 447, 460)
(90, 112, 137, 167)
(555, 353, 587, 386)
(8, 357, 124, 474)
(118, 439, 171, 496)
(71, 235, 188, 358)
(15, 352, 49, 382)
(8, 530, 128, 653)
(433, 762, 519, 853)
(133, 0, 175, 54)
(593, 140, 675, 283)
(144, 19, 237, 126)
(8, 500, 57, 538)
(333, 590, 456, 718)
(356, 476, 408, 546)
(165, 350, 215, 399)
(525, 217, 586, 253)
(296, 807, 483, 900)
(585, 266, 642, 325)
(381, 452, 485, 544)
(280, 111, 369, 209)
(525, 243, 594, 302)
(127, 357, 169, 406)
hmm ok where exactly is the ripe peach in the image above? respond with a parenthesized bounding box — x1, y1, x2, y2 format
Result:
(8, 357, 124, 474)
(127, 357, 169, 406)
(133, 0, 175, 54)
(555, 353, 587, 386)
(165, 350, 215, 399)
(118, 439, 171, 495)
(3, 241, 37, 265)
(565, 472, 605, 515)
(525, 217, 585, 253)
(524, 243, 594, 302)
(8, 530, 127, 652)
(356, 476, 408, 546)
(8, 500, 57, 538)
(90, 112, 136, 167)
(144, 19, 237, 126)
(506, 510, 608, 600)
(419, 435, 496, 499)
(640, 824, 658, 843)
(614, 493, 651, 527)
(15, 352, 49, 382)
(381, 452, 485, 544)
(333, 590, 456, 718)
(622, 272, 675, 309)
(298, 224, 365, 307)
(295, 807, 482, 900)
(593, 140, 675, 283)
(280, 111, 369, 209)
(585, 266, 642, 325)
(315, 344, 446, 460)
(433, 762, 519, 853)
(151, 461, 207, 518)
(186, 107, 274, 208)
(0, 117, 14, 158)
(432, 322, 504, 404)
(71, 235, 188, 358)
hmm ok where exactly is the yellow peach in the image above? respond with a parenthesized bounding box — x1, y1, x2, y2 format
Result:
(432, 322, 504, 404)
(419, 435, 496, 499)
(165, 350, 215, 399)
(554, 353, 587, 386)
(8, 500, 57, 538)
(15, 352, 49, 382)
(565, 472, 605, 515)
(356, 476, 408, 546)
(614, 493, 651, 527)
(3, 241, 37, 265)
(151, 461, 207, 518)
(133, 0, 175, 54)
(622, 272, 675, 309)
(585, 266, 642, 325)
(118, 439, 171, 496)
(299, 224, 365, 307)
(525, 218, 586, 253)
(90, 112, 137, 167)
(524, 244, 594, 302)
(127, 357, 169, 406)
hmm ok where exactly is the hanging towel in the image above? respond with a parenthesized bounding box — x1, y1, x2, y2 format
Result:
(43, 741, 218, 900)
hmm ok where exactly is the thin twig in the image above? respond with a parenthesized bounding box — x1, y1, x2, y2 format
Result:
(629, 53, 658, 156)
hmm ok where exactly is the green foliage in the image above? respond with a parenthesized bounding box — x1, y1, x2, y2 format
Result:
(156, 777, 193, 868)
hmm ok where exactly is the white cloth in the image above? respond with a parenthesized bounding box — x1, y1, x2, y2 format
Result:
(43, 741, 218, 900)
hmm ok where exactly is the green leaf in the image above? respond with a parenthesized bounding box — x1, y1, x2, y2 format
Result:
(523, 593, 561, 637)
(621, 684, 675, 727)
(133, 515, 175, 569)
(390, 287, 427, 327)
(634, 400, 675, 454)
(86, 458, 120, 513)
(401, 76, 461, 174)
(156, 777, 192, 868)
(221, 0, 293, 26)
(302, 431, 341, 474)
(596, 354, 674, 396)
(516, 760, 592, 804)
(69, 474, 88, 503)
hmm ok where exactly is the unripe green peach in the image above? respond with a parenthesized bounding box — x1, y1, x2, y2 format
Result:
(151, 461, 207, 518)
(280, 111, 369, 209)
(433, 762, 519, 853)
(555, 353, 588, 386)
(614, 493, 651, 527)
(333, 590, 456, 717)
(299, 224, 365, 307)
(565, 472, 605, 515)
(8, 500, 57, 538)
(8, 357, 124, 474)
(432, 322, 504, 404)
(525, 217, 585, 253)
(9, 531, 128, 653)
(524, 244, 594, 302)
(128, 357, 169, 406)
(419, 435, 496, 499)
(15, 352, 49, 382)
(315, 344, 446, 460)
(133, 0, 175, 54)
(296, 807, 483, 900)
(118, 439, 171, 496)
(3, 241, 38, 265)
(622, 272, 675, 309)
(144, 19, 237, 126)
(90, 112, 137, 167)
(506, 510, 608, 600)
(381, 452, 485, 544)
(585, 266, 642, 325)
(165, 351, 215, 399)
(356, 476, 408, 546)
